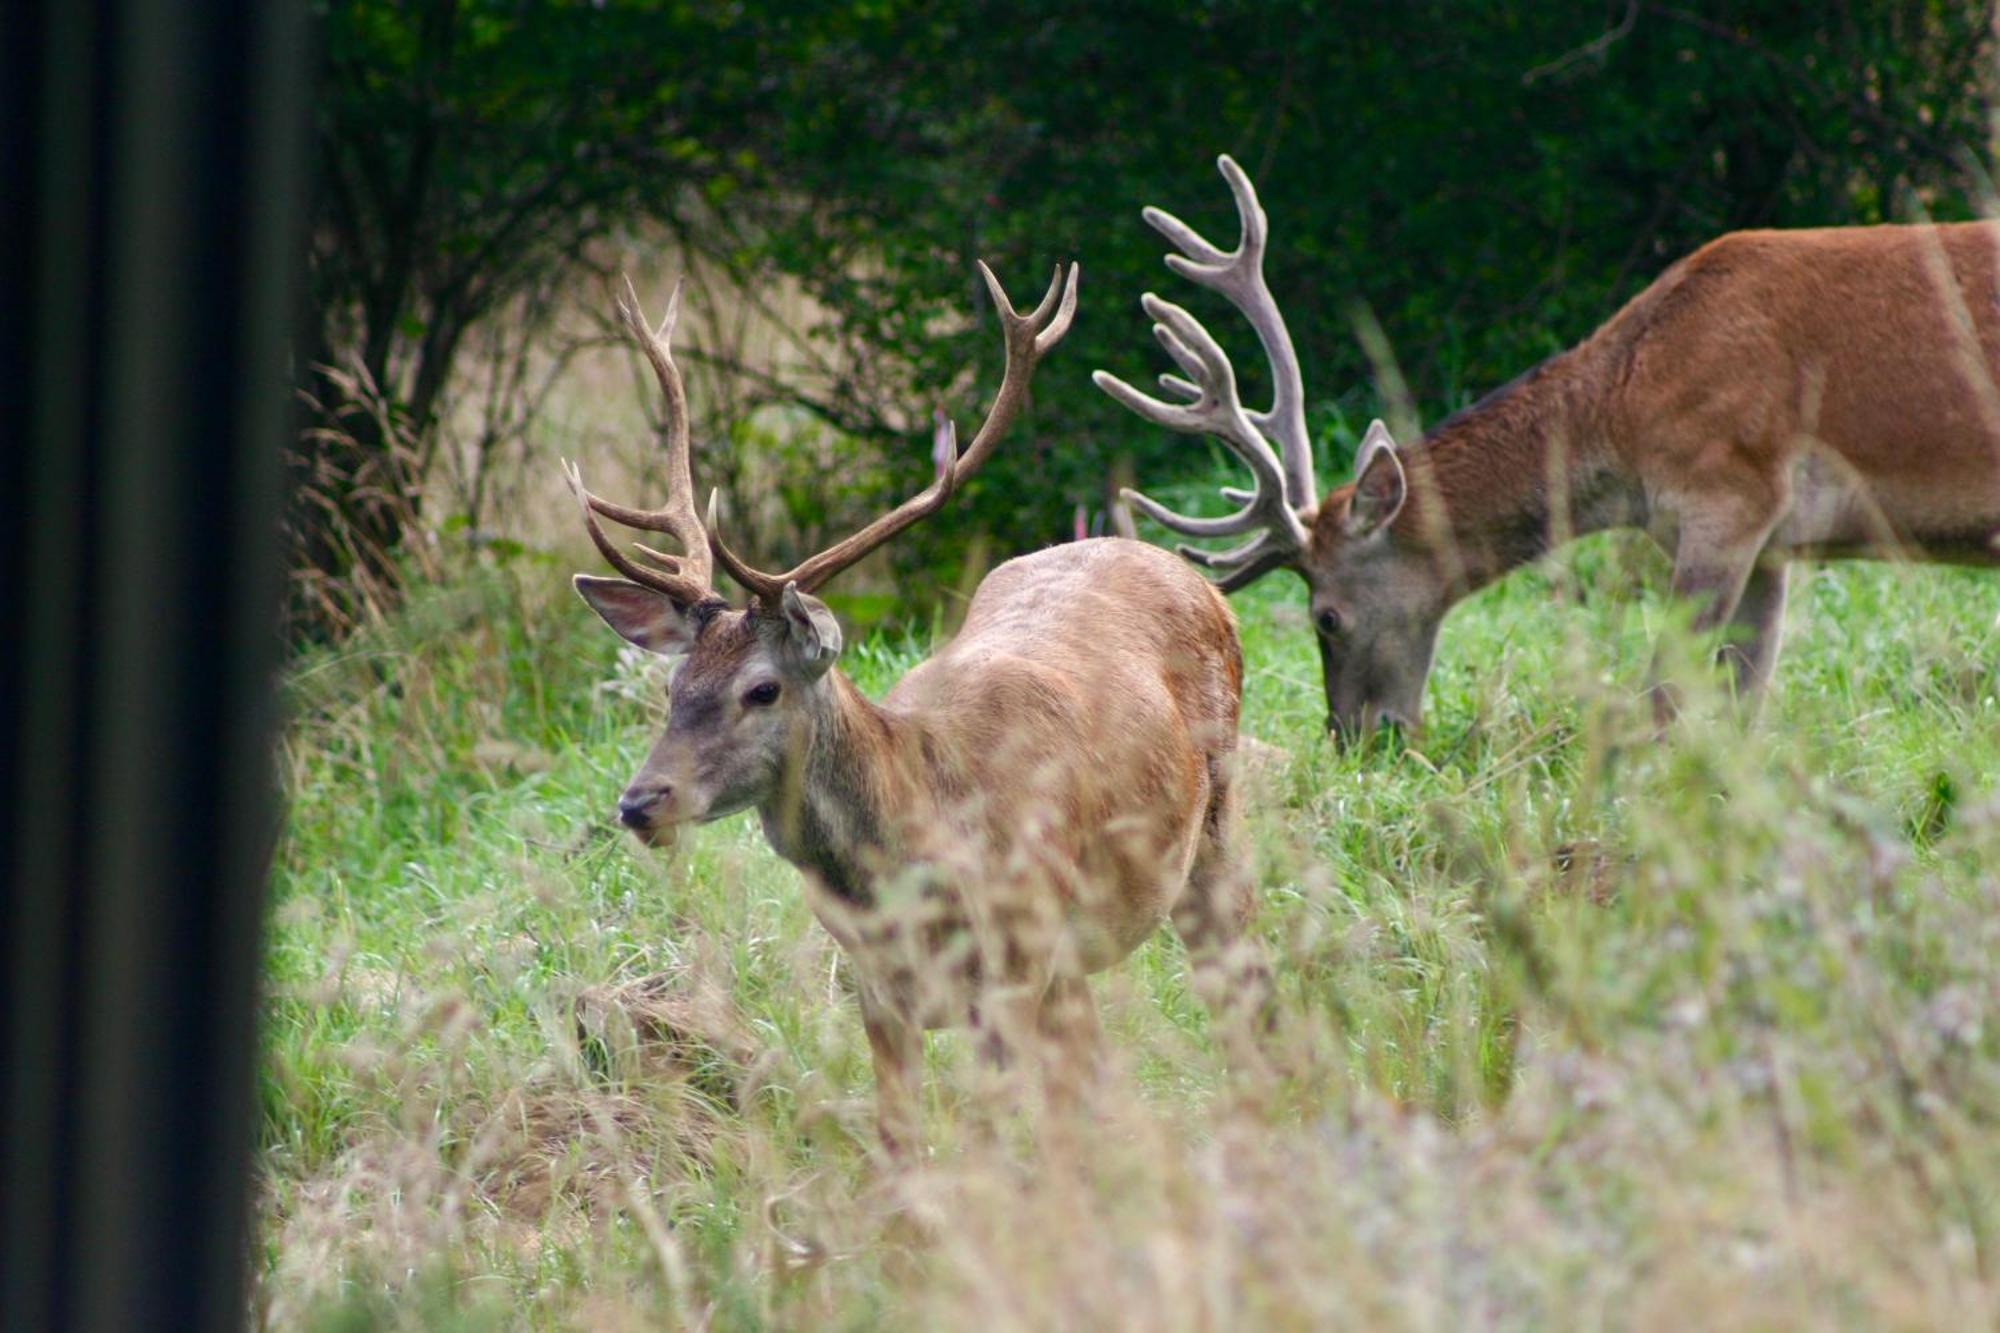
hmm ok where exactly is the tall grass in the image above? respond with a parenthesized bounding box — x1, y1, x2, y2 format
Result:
(260, 530, 1999, 1329)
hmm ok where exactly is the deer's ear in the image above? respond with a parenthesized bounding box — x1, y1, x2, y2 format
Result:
(775, 582, 843, 679)
(574, 575, 700, 655)
(1346, 419, 1407, 537)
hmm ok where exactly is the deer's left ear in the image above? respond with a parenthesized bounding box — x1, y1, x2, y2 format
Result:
(775, 582, 843, 679)
(574, 575, 702, 655)
(1345, 419, 1407, 537)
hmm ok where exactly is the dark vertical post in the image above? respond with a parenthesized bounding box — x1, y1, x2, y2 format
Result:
(0, 2, 308, 1330)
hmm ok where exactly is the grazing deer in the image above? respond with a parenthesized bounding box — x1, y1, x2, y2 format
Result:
(568, 263, 1262, 1152)
(1098, 155, 2000, 739)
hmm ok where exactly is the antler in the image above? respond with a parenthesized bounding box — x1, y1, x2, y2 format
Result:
(564, 275, 715, 608)
(709, 260, 1079, 602)
(1093, 154, 1316, 590)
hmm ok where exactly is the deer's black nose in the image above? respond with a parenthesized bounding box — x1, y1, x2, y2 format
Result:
(618, 787, 667, 828)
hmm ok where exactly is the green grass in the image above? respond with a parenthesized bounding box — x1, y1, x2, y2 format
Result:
(259, 533, 2000, 1329)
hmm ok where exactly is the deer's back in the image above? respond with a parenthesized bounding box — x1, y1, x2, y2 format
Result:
(1597, 222, 2000, 547)
(885, 538, 1239, 834)
(891, 538, 1239, 735)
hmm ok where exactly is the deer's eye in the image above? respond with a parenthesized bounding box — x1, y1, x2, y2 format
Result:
(1315, 607, 1343, 638)
(742, 681, 782, 708)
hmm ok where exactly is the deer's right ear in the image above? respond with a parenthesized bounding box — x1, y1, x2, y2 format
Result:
(775, 582, 843, 679)
(1345, 420, 1407, 537)
(573, 575, 700, 655)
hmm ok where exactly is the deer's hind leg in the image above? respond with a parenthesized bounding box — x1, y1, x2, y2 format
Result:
(1168, 753, 1274, 1050)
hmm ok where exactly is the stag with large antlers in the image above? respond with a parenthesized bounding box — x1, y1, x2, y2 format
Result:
(1101, 155, 2000, 738)
(569, 262, 1266, 1151)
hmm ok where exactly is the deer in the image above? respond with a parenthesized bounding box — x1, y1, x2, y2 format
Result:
(1097, 155, 2000, 740)
(567, 262, 1265, 1153)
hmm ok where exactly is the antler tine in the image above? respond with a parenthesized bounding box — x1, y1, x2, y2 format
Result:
(708, 262, 1080, 602)
(563, 459, 711, 606)
(1093, 289, 1310, 550)
(1193, 539, 1297, 593)
(979, 258, 1082, 358)
(591, 274, 714, 587)
(1096, 155, 1319, 588)
(1138, 154, 1317, 511)
(564, 275, 718, 606)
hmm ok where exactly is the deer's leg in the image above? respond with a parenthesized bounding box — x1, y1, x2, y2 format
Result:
(1033, 971, 1104, 1115)
(1719, 560, 1789, 705)
(860, 991, 923, 1157)
(1170, 759, 1274, 1053)
(1649, 492, 1782, 723)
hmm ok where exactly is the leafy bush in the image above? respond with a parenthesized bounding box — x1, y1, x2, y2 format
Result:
(301, 2, 1995, 624)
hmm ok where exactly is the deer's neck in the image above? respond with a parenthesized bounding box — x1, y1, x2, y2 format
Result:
(1396, 349, 1641, 593)
(756, 673, 933, 908)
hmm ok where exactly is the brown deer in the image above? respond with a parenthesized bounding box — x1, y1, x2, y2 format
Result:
(568, 263, 1262, 1152)
(1098, 155, 2000, 739)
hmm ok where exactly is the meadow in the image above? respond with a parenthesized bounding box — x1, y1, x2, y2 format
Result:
(259, 509, 1999, 1328)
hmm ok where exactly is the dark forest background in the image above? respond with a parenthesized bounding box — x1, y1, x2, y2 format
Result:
(295, 0, 1997, 637)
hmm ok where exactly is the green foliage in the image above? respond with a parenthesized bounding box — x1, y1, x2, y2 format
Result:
(309, 0, 769, 390)
(297, 0, 785, 635)
(726, 1, 1995, 583)
(303, 2, 1996, 619)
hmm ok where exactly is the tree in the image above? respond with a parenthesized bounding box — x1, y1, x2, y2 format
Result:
(721, 0, 1995, 586)
(295, 0, 774, 635)
(297, 1, 1995, 627)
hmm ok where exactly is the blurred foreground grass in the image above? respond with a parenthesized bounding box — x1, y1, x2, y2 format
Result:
(261, 530, 1999, 1329)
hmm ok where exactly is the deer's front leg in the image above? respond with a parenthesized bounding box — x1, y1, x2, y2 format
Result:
(1034, 972, 1104, 1114)
(1719, 560, 1788, 705)
(967, 971, 1102, 1133)
(860, 989, 923, 1157)
(1649, 489, 1782, 725)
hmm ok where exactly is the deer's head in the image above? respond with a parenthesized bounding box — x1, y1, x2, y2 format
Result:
(1287, 419, 1452, 740)
(572, 264, 1078, 845)
(1096, 155, 1444, 742)
(575, 580, 841, 844)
